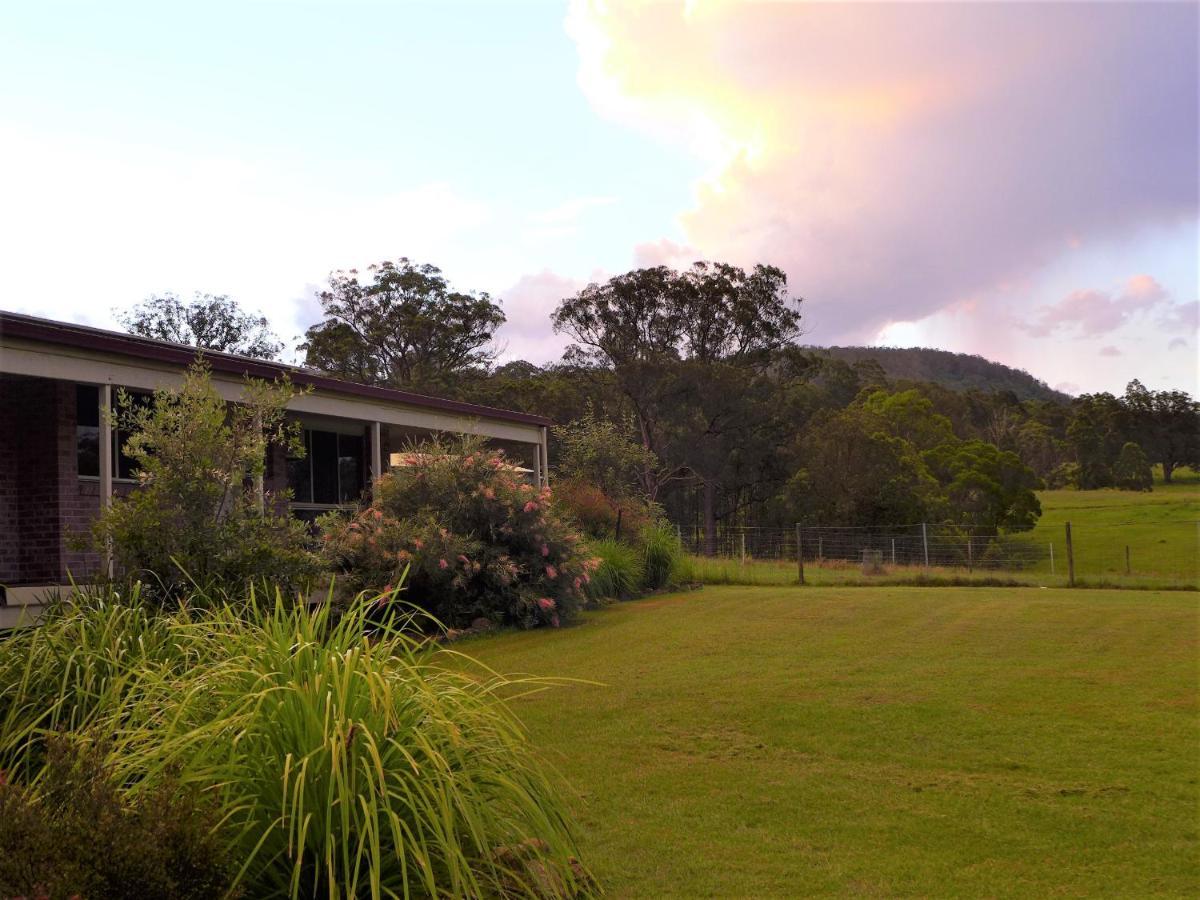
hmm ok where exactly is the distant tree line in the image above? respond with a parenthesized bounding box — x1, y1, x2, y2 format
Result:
(118, 257, 1199, 550)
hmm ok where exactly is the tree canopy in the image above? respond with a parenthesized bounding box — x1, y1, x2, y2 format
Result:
(118, 293, 283, 360)
(301, 259, 505, 392)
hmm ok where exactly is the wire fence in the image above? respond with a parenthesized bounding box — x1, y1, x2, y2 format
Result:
(674, 520, 1199, 588)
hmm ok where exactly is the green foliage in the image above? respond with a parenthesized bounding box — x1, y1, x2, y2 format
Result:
(301, 258, 506, 392)
(0, 593, 594, 899)
(119, 291, 283, 359)
(554, 477, 657, 545)
(923, 439, 1042, 533)
(322, 436, 593, 628)
(858, 388, 955, 451)
(787, 409, 939, 527)
(584, 539, 645, 602)
(639, 523, 682, 590)
(0, 736, 235, 900)
(90, 361, 321, 603)
(1113, 441, 1154, 491)
(554, 406, 659, 500)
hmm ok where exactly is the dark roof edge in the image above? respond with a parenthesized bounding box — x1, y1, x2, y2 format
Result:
(0, 311, 552, 428)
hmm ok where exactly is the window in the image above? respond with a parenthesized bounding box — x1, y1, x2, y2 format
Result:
(75, 385, 153, 480)
(287, 427, 364, 506)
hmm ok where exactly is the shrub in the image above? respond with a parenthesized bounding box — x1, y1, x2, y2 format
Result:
(90, 360, 321, 604)
(584, 539, 644, 603)
(322, 436, 595, 629)
(0, 735, 235, 900)
(640, 523, 682, 590)
(0, 591, 596, 899)
(554, 477, 656, 544)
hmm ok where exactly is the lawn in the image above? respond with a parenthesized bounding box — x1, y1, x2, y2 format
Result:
(451, 586, 1200, 897)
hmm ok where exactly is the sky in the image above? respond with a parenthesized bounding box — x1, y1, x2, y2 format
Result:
(1, 0, 1196, 396)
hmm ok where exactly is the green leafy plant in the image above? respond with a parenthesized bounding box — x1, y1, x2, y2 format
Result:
(90, 360, 321, 603)
(0, 590, 596, 899)
(322, 435, 595, 629)
(0, 734, 236, 900)
(584, 539, 645, 603)
(640, 523, 682, 590)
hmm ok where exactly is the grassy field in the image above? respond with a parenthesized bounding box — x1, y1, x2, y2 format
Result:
(451, 586, 1200, 897)
(681, 473, 1199, 590)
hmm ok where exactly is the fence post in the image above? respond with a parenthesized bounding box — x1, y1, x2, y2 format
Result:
(891, 538, 896, 566)
(1125, 545, 1131, 576)
(1065, 521, 1075, 587)
(1049, 542, 1055, 576)
(740, 532, 746, 566)
(818, 536, 823, 561)
(796, 524, 805, 585)
(967, 537, 973, 573)
(921, 523, 929, 569)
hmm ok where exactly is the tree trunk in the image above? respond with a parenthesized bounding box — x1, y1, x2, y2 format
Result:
(1162, 460, 1174, 483)
(702, 478, 717, 557)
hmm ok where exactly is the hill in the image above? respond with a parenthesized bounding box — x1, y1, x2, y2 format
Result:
(811, 345, 1069, 402)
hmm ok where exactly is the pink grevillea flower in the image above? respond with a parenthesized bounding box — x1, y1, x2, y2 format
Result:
(540, 544, 549, 557)
(574, 577, 582, 590)
(537, 597, 556, 611)
(398, 550, 411, 561)
(545, 565, 558, 579)
(483, 487, 495, 500)
(372, 509, 383, 520)
(551, 613, 560, 628)
(439, 558, 449, 569)
(413, 538, 424, 550)
(457, 554, 469, 564)
(583, 572, 591, 584)
(489, 457, 502, 467)
(524, 501, 538, 513)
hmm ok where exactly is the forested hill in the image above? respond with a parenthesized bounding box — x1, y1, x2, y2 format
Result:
(811, 346, 1069, 402)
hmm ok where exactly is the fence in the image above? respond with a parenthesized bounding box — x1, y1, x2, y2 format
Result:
(674, 520, 1199, 588)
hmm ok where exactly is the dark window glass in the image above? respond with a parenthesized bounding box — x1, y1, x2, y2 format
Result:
(311, 430, 339, 504)
(76, 385, 99, 477)
(337, 434, 364, 504)
(286, 431, 312, 503)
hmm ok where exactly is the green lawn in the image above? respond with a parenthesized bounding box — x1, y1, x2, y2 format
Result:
(451, 586, 1200, 897)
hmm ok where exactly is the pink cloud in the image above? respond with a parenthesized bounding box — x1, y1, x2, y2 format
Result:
(1024, 275, 1170, 338)
(1099, 345, 1122, 357)
(494, 270, 583, 363)
(570, 2, 1198, 344)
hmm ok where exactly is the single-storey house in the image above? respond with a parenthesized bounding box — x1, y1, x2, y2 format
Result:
(0, 310, 551, 626)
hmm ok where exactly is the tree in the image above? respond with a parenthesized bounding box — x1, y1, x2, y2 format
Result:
(91, 361, 320, 601)
(553, 262, 802, 552)
(301, 259, 505, 392)
(857, 389, 955, 451)
(922, 440, 1042, 534)
(1122, 380, 1200, 483)
(1113, 441, 1153, 491)
(118, 293, 283, 359)
(554, 407, 660, 501)
(782, 409, 937, 528)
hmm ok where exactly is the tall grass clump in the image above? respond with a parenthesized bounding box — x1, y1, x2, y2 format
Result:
(0, 589, 594, 899)
(639, 523, 682, 590)
(584, 539, 645, 602)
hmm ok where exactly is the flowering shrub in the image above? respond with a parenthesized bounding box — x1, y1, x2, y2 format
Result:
(322, 437, 595, 628)
(553, 477, 656, 544)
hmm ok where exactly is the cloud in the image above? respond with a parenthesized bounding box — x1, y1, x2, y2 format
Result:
(567, 0, 1198, 343)
(631, 238, 699, 269)
(1055, 382, 1081, 396)
(1099, 345, 1122, 357)
(1168, 337, 1190, 351)
(1023, 275, 1169, 338)
(1157, 300, 1199, 334)
(493, 270, 583, 364)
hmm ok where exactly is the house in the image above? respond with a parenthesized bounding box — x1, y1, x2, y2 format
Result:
(0, 310, 551, 625)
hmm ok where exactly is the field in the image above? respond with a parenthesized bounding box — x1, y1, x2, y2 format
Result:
(452, 586, 1200, 897)
(679, 474, 1199, 590)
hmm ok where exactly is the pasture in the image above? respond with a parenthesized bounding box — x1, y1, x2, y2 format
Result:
(454, 585, 1200, 897)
